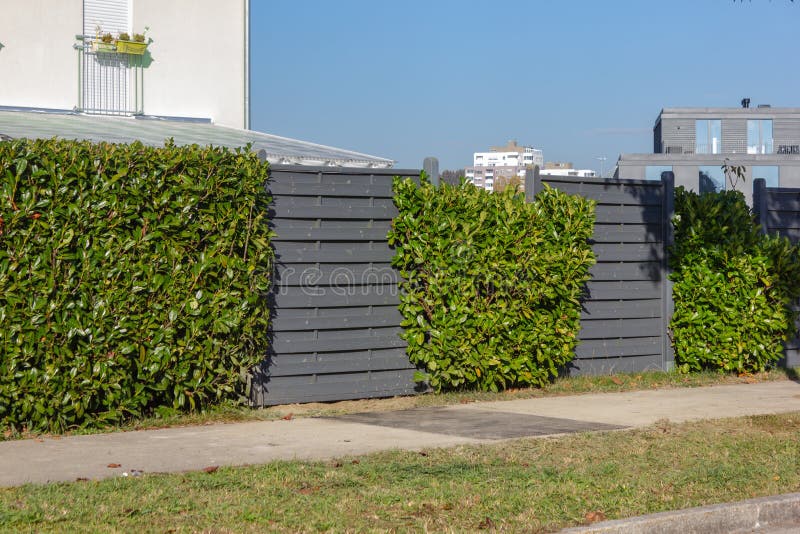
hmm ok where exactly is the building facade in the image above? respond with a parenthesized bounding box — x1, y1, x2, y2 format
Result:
(465, 140, 543, 191)
(615, 106, 800, 204)
(0, 0, 249, 129)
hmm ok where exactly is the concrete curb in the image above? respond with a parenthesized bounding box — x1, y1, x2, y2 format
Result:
(560, 492, 800, 533)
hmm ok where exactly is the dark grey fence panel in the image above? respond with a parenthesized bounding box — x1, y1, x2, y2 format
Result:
(533, 175, 674, 375)
(753, 178, 800, 368)
(250, 166, 423, 406)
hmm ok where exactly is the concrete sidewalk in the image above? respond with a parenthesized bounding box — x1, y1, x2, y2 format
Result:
(1, 380, 800, 487)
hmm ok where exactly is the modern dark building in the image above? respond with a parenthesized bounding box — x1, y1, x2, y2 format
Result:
(615, 105, 800, 204)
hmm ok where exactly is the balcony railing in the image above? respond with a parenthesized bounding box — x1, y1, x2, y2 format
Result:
(660, 139, 778, 155)
(74, 36, 144, 116)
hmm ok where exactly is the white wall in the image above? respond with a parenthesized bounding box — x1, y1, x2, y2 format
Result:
(0, 0, 82, 110)
(133, 0, 247, 128)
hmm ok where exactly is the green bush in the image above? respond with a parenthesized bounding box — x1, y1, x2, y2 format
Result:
(389, 177, 595, 392)
(0, 138, 272, 432)
(670, 187, 800, 373)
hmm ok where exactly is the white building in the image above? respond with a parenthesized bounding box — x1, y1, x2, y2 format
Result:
(0, 0, 393, 167)
(465, 141, 543, 191)
(1, 0, 248, 129)
(539, 168, 597, 178)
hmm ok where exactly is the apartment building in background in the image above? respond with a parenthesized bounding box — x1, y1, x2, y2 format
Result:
(615, 104, 800, 204)
(540, 161, 596, 178)
(465, 140, 543, 191)
(0, 0, 393, 167)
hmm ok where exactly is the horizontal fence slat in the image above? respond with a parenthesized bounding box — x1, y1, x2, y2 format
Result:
(541, 181, 663, 206)
(581, 299, 662, 320)
(271, 222, 392, 242)
(765, 211, 800, 230)
(269, 181, 396, 198)
(273, 196, 395, 210)
(274, 263, 398, 287)
(594, 205, 662, 224)
(273, 287, 400, 308)
(265, 348, 413, 377)
(271, 333, 406, 354)
(764, 192, 800, 212)
(591, 224, 662, 244)
(253, 369, 421, 405)
(588, 262, 661, 282)
(274, 243, 394, 263)
(579, 317, 662, 339)
(592, 243, 664, 262)
(584, 281, 661, 300)
(575, 337, 662, 359)
(271, 204, 397, 220)
(569, 354, 664, 375)
(271, 306, 402, 331)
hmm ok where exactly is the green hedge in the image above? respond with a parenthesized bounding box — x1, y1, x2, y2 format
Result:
(389, 177, 595, 392)
(670, 187, 800, 373)
(0, 138, 272, 432)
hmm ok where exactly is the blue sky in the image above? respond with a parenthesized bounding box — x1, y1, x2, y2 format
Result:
(250, 0, 799, 173)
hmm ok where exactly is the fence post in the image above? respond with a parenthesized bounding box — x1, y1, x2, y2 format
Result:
(753, 178, 768, 234)
(661, 171, 675, 371)
(525, 165, 540, 203)
(423, 157, 440, 187)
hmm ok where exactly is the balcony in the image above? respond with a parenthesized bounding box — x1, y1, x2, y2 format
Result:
(73, 36, 145, 116)
(660, 139, 778, 156)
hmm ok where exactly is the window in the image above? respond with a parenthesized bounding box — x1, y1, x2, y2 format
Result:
(747, 120, 773, 154)
(699, 166, 726, 193)
(645, 165, 673, 181)
(696, 120, 721, 154)
(752, 166, 779, 187)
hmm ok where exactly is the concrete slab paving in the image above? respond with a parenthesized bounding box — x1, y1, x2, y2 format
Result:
(0, 380, 799, 488)
(333, 406, 625, 439)
(460, 381, 800, 426)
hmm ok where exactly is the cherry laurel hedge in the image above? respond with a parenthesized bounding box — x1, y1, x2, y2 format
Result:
(670, 187, 800, 373)
(0, 138, 272, 432)
(389, 177, 596, 392)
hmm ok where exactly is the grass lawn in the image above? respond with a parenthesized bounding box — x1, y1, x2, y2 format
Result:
(1, 412, 799, 532)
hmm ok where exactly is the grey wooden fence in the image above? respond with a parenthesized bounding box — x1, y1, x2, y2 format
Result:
(250, 166, 423, 406)
(532, 173, 675, 374)
(252, 166, 677, 406)
(753, 178, 800, 367)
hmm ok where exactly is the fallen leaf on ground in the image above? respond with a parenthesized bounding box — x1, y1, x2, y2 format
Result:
(478, 517, 495, 529)
(107, 463, 121, 468)
(298, 485, 320, 495)
(585, 511, 606, 523)
(202, 466, 219, 473)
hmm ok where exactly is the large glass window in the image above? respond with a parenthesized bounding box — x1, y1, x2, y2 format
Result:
(645, 165, 673, 181)
(696, 119, 722, 154)
(752, 166, 779, 187)
(747, 119, 773, 154)
(699, 166, 726, 193)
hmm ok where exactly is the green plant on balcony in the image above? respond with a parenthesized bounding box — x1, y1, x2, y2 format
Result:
(116, 27, 148, 55)
(92, 32, 116, 53)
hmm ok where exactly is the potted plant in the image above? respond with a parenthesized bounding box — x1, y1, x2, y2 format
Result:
(92, 32, 117, 53)
(116, 28, 148, 55)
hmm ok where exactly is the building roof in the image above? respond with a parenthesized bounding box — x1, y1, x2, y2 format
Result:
(0, 108, 395, 168)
